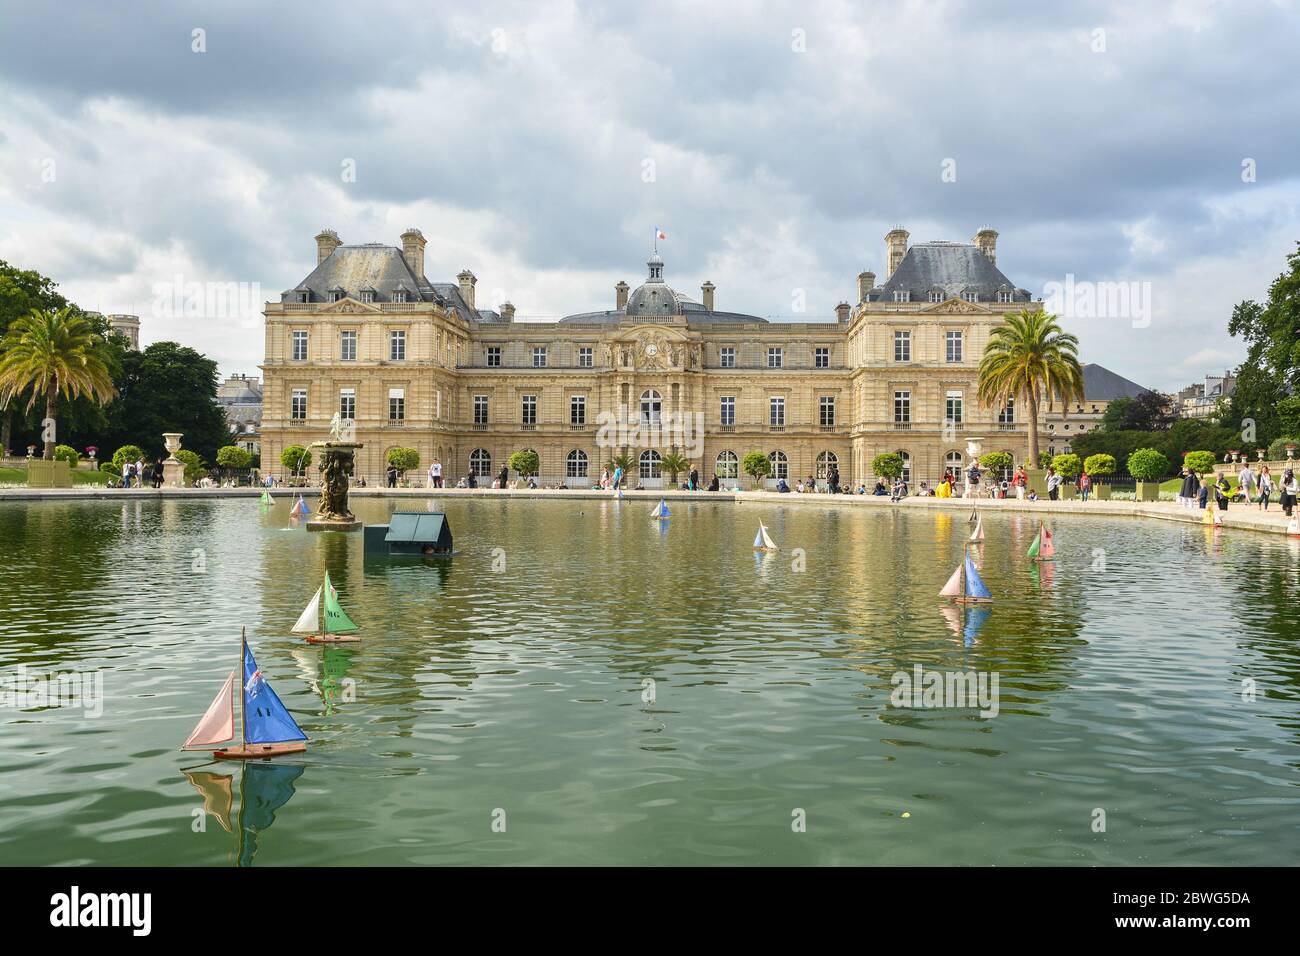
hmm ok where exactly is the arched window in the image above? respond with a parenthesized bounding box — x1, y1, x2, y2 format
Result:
(897, 450, 911, 483)
(640, 389, 662, 425)
(639, 449, 662, 478)
(944, 451, 963, 478)
(469, 448, 492, 477)
(566, 449, 588, 478)
(816, 451, 838, 479)
(768, 451, 788, 480)
(716, 450, 738, 479)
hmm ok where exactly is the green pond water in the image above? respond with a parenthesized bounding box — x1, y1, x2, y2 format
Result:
(1, 496, 1298, 866)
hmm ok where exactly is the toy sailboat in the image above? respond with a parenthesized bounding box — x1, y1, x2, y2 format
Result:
(753, 521, 778, 551)
(1288, 516, 1300, 538)
(260, 490, 273, 505)
(1203, 504, 1222, 527)
(650, 499, 671, 519)
(1026, 521, 1055, 561)
(968, 506, 978, 524)
(292, 571, 360, 644)
(182, 627, 307, 760)
(969, 515, 985, 542)
(939, 547, 993, 605)
(291, 496, 310, 517)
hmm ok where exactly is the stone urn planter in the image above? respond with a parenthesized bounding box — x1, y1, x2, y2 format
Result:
(161, 432, 186, 487)
(1094, 483, 1113, 500)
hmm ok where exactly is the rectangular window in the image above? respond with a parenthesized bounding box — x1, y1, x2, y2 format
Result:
(894, 390, 911, 423)
(894, 330, 911, 362)
(339, 388, 355, 420)
(486, 346, 501, 367)
(720, 346, 736, 368)
(820, 396, 835, 427)
(720, 395, 735, 426)
(388, 387, 405, 421)
(291, 330, 308, 361)
(769, 396, 786, 427)
(521, 394, 537, 425)
(473, 395, 489, 425)
(946, 330, 963, 363)
(767, 347, 783, 369)
(999, 399, 1015, 424)
(815, 347, 830, 368)
(579, 346, 593, 368)
(946, 389, 964, 425)
(340, 330, 357, 362)
(570, 395, 586, 425)
(291, 388, 307, 420)
(532, 346, 547, 368)
(389, 330, 406, 361)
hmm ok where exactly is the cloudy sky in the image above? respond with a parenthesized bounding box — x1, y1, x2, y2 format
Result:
(1, 0, 1297, 391)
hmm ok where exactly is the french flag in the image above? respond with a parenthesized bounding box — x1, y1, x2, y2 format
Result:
(655, 227, 666, 241)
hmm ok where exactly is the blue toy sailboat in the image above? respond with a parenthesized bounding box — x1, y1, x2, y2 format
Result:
(291, 495, 310, 517)
(182, 627, 308, 760)
(650, 499, 671, 519)
(939, 546, 993, 605)
(752, 521, 778, 551)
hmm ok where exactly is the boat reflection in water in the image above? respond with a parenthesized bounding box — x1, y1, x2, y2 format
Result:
(182, 762, 305, 866)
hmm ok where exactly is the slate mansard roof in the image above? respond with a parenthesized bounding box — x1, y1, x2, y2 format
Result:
(868, 241, 1032, 302)
(1080, 363, 1153, 401)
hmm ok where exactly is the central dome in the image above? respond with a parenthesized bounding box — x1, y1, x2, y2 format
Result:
(625, 253, 682, 317)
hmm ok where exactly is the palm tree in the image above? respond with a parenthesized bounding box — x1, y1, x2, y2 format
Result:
(0, 308, 117, 459)
(659, 451, 689, 485)
(977, 308, 1084, 468)
(605, 451, 634, 475)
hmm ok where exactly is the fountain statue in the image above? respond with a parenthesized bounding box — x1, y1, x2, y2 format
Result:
(306, 415, 362, 532)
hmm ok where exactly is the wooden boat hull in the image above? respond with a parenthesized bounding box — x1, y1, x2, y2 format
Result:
(213, 742, 306, 760)
(955, 597, 993, 605)
(305, 633, 361, 644)
(1031, 557, 1055, 563)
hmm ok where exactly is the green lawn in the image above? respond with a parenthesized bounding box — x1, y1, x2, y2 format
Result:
(0, 466, 108, 486)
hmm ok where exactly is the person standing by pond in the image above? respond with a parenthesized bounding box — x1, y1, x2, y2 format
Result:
(1046, 466, 1061, 501)
(152, 459, 163, 488)
(1280, 469, 1297, 517)
(1237, 460, 1256, 501)
(1179, 467, 1198, 508)
(688, 465, 699, 491)
(611, 463, 623, 491)
(1078, 469, 1092, 502)
(1257, 465, 1273, 510)
(1214, 472, 1231, 510)
(1012, 465, 1027, 500)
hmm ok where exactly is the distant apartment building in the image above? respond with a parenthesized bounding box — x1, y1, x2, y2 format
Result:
(1177, 371, 1236, 419)
(216, 373, 263, 454)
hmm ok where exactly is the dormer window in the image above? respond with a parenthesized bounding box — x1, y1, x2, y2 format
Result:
(963, 291, 978, 303)
(392, 289, 407, 304)
(298, 291, 309, 303)
(893, 290, 911, 303)
(327, 291, 344, 303)
(997, 286, 1014, 303)
(928, 290, 944, 303)
(360, 289, 375, 304)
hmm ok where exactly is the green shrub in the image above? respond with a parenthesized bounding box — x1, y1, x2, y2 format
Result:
(216, 445, 253, 469)
(872, 452, 905, 480)
(388, 447, 422, 474)
(979, 451, 1013, 472)
(53, 444, 79, 467)
(741, 451, 771, 481)
(1127, 447, 1169, 481)
(1182, 450, 1216, 476)
(506, 449, 537, 477)
(111, 445, 145, 471)
(1037, 451, 1053, 469)
(1267, 436, 1297, 461)
(176, 449, 205, 483)
(1083, 453, 1116, 476)
(281, 445, 311, 475)
(1051, 453, 1081, 478)
(99, 461, 119, 478)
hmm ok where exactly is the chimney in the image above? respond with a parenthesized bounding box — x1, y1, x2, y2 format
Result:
(701, 281, 715, 311)
(457, 269, 477, 310)
(400, 228, 426, 278)
(615, 281, 629, 310)
(500, 301, 515, 322)
(315, 228, 342, 264)
(835, 301, 851, 324)
(973, 227, 998, 265)
(885, 228, 909, 278)
(858, 271, 875, 304)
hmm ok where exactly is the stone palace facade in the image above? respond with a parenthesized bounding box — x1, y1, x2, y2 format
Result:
(260, 226, 1047, 487)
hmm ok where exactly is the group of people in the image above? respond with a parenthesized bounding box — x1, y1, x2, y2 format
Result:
(112, 457, 163, 489)
(1176, 462, 1299, 515)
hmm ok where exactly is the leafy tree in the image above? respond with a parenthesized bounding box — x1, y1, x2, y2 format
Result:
(101, 342, 227, 463)
(0, 308, 117, 458)
(1038, 450, 1054, 469)
(1267, 436, 1298, 460)
(53, 444, 79, 467)
(216, 445, 253, 470)
(1183, 450, 1217, 476)
(111, 444, 146, 471)
(1227, 244, 1300, 444)
(659, 451, 689, 484)
(176, 449, 205, 483)
(388, 447, 421, 474)
(979, 451, 1013, 472)
(741, 451, 771, 482)
(507, 449, 538, 477)
(1082, 453, 1116, 476)
(1051, 453, 1081, 478)
(1126, 447, 1169, 482)
(978, 308, 1085, 467)
(0, 259, 77, 455)
(1100, 392, 1173, 432)
(872, 452, 904, 480)
(281, 445, 311, 475)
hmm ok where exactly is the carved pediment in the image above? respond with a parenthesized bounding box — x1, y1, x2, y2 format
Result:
(321, 297, 382, 314)
(921, 297, 992, 314)
(618, 325, 697, 370)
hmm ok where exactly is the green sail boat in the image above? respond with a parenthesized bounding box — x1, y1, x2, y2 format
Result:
(292, 570, 360, 644)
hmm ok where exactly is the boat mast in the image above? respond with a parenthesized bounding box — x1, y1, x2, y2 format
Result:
(239, 626, 247, 749)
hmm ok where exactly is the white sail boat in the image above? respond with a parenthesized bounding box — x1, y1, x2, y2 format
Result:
(969, 515, 985, 542)
(291, 571, 360, 644)
(752, 521, 778, 551)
